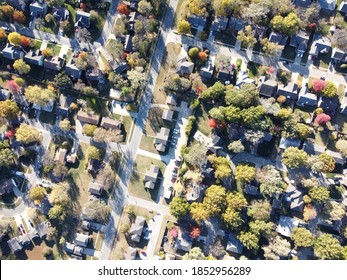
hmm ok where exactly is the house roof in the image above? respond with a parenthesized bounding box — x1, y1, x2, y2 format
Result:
(6, 0, 28, 11)
(269, 32, 288, 46)
(187, 15, 206, 28)
(318, 0, 337, 11)
(54, 148, 67, 163)
(65, 57, 82, 79)
(156, 143, 166, 152)
(109, 60, 129, 74)
(129, 216, 145, 242)
(310, 34, 331, 56)
(144, 181, 155, 189)
(226, 234, 243, 254)
(175, 231, 192, 252)
(303, 141, 325, 155)
(229, 17, 246, 31)
(100, 117, 122, 130)
(75, 10, 91, 28)
(297, 86, 317, 106)
(177, 61, 194, 76)
(318, 96, 339, 114)
(244, 184, 261, 196)
(64, 242, 75, 253)
(144, 165, 160, 183)
(253, 25, 267, 40)
(294, 0, 312, 7)
(200, 61, 214, 78)
(211, 16, 228, 31)
(86, 67, 104, 82)
(276, 215, 300, 237)
(66, 153, 77, 163)
(290, 30, 309, 52)
(325, 150, 345, 165)
(53, 7, 69, 21)
(124, 247, 137, 260)
(24, 50, 44, 65)
(77, 110, 100, 125)
(74, 233, 89, 247)
(279, 137, 301, 150)
(124, 34, 133, 52)
(156, 127, 170, 145)
(128, 11, 139, 23)
(88, 182, 104, 195)
(0, 179, 15, 195)
(339, 1, 347, 13)
(166, 94, 177, 106)
(81, 220, 90, 230)
(36, 222, 50, 238)
(276, 82, 298, 100)
(0, 89, 11, 100)
(87, 159, 101, 172)
(162, 109, 174, 121)
(331, 47, 346, 61)
(7, 238, 23, 253)
(286, 186, 304, 212)
(216, 69, 231, 81)
(340, 92, 347, 114)
(2, 43, 25, 60)
(44, 56, 64, 71)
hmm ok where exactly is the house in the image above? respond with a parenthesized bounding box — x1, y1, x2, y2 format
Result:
(54, 148, 67, 163)
(279, 138, 301, 150)
(229, 17, 246, 36)
(244, 184, 261, 196)
(318, 0, 337, 11)
(211, 16, 229, 32)
(7, 238, 23, 253)
(75, 10, 91, 28)
(276, 82, 298, 101)
(276, 215, 300, 237)
(109, 60, 129, 74)
(340, 92, 347, 115)
(303, 141, 325, 156)
(53, 7, 69, 22)
(236, 73, 255, 87)
(258, 76, 277, 98)
(2, 44, 24, 60)
(226, 234, 243, 254)
(296, 86, 317, 107)
(77, 110, 100, 125)
(54, 94, 70, 117)
(166, 94, 177, 106)
(200, 59, 214, 79)
(0, 179, 15, 196)
(155, 127, 170, 152)
(30, 1, 48, 18)
(144, 165, 160, 189)
(36, 221, 50, 239)
(318, 96, 339, 115)
(81, 220, 90, 230)
(269, 32, 288, 46)
(176, 56, 194, 76)
(32, 99, 55, 113)
(86, 67, 105, 83)
(331, 47, 347, 63)
(174, 231, 192, 252)
(88, 182, 104, 196)
(66, 153, 77, 164)
(253, 25, 267, 40)
(64, 242, 83, 256)
(309, 34, 331, 57)
(6, 0, 29, 11)
(24, 50, 44, 66)
(0, 89, 11, 101)
(285, 185, 304, 213)
(124, 247, 137, 260)
(187, 15, 206, 29)
(338, 1, 347, 13)
(129, 216, 145, 242)
(124, 34, 133, 52)
(128, 11, 139, 23)
(325, 150, 345, 165)
(100, 117, 122, 130)
(44, 56, 64, 71)
(130, 0, 140, 10)
(87, 159, 101, 174)
(109, 88, 122, 99)
(74, 233, 89, 247)
(290, 30, 309, 55)
(294, 0, 312, 7)
(216, 69, 232, 84)
(162, 109, 174, 122)
(65, 57, 82, 80)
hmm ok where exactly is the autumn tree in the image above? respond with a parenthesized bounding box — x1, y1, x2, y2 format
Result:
(29, 186, 47, 203)
(317, 153, 335, 173)
(303, 205, 317, 221)
(247, 200, 271, 221)
(82, 124, 97, 136)
(271, 12, 300, 35)
(190, 202, 209, 223)
(0, 5, 14, 21)
(314, 113, 331, 126)
(235, 164, 256, 184)
(208, 155, 232, 179)
(25, 85, 55, 107)
(96, 164, 116, 191)
(190, 226, 201, 239)
(323, 201, 346, 221)
(238, 231, 259, 251)
(314, 234, 345, 260)
(222, 192, 247, 230)
(282, 147, 308, 168)
(177, 19, 191, 34)
(336, 139, 347, 156)
(16, 124, 40, 144)
(13, 59, 31, 74)
(20, 36, 31, 47)
(321, 81, 337, 98)
(228, 140, 244, 153)
(13, 10, 25, 24)
(312, 79, 326, 93)
(0, 100, 20, 119)
(262, 236, 291, 260)
(203, 185, 227, 216)
(84, 199, 111, 224)
(260, 38, 284, 57)
(0, 148, 16, 168)
(117, 2, 130, 15)
(183, 143, 207, 168)
(257, 165, 287, 198)
(291, 228, 314, 248)
(237, 25, 257, 48)
(308, 186, 330, 203)
(0, 27, 6, 41)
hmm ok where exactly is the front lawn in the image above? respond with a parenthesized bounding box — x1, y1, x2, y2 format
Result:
(89, 3, 110, 41)
(195, 104, 211, 136)
(139, 134, 160, 155)
(145, 107, 177, 137)
(112, 114, 134, 143)
(247, 61, 261, 79)
(47, 43, 61, 56)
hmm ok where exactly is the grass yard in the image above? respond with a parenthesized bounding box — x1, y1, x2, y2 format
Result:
(128, 155, 166, 201)
(31, 39, 42, 50)
(333, 112, 347, 134)
(89, 4, 110, 41)
(337, 84, 346, 102)
(296, 74, 304, 88)
(39, 111, 56, 125)
(247, 61, 261, 79)
(195, 104, 211, 136)
(47, 43, 61, 56)
(112, 114, 134, 143)
(281, 45, 296, 61)
(139, 134, 162, 155)
(174, 0, 186, 29)
(154, 215, 176, 255)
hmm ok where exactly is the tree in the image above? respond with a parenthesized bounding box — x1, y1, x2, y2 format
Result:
(96, 164, 116, 190)
(182, 247, 205, 260)
(222, 208, 244, 230)
(238, 231, 259, 251)
(247, 200, 271, 221)
(208, 155, 232, 179)
(282, 147, 308, 168)
(48, 204, 64, 220)
(16, 124, 40, 144)
(82, 124, 97, 136)
(29, 186, 46, 203)
(332, 28, 347, 49)
(303, 205, 317, 221)
(188, 47, 199, 59)
(13, 10, 25, 24)
(240, 106, 266, 129)
(321, 81, 337, 98)
(138, 0, 153, 16)
(59, 118, 71, 132)
(13, 59, 31, 74)
(20, 36, 31, 47)
(45, 13, 54, 23)
(77, 28, 92, 43)
(190, 202, 209, 223)
(249, 220, 275, 238)
(308, 186, 330, 203)
(24, 85, 55, 107)
(258, 165, 287, 198)
(209, 239, 226, 259)
(84, 199, 111, 224)
(315, 113, 331, 126)
(336, 139, 347, 156)
(0, 5, 14, 20)
(177, 19, 191, 34)
(86, 146, 102, 161)
(92, 127, 123, 143)
(49, 183, 70, 205)
(317, 153, 335, 173)
(291, 228, 314, 248)
(225, 83, 259, 108)
(235, 164, 256, 184)
(164, 74, 191, 93)
(323, 201, 346, 221)
(203, 185, 227, 216)
(228, 140, 244, 153)
(127, 67, 146, 90)
(190, 226, 201, 239)
(54, 73, 73, 89)
(0, 100, 20, 119)
(8, 32, 21, 45)
(183, 143, 207, 167)
(262, 236, 291, 260)
(0, 27, 6, 41)
(237, 25, 257, 48)
(53, 162, 68, 179)
(314, 234, 344, 260)
(0, 148, 16, 168)
(201, 81, 226, 100)
(260, 38, 284, 57)
(271, 12, 300, 35)
(312, 79, 326, 93)
(117, 2, 130, 15)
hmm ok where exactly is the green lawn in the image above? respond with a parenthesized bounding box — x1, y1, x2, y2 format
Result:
(31, 39, 42, 50)
(338, 84, 346, 102)
(139, 135, 159, 154)
(128, 155, 166, 201)
(47, 43, 61, 56)
(195, 104, 211, 136)
(174, 0, 186, 30)
(65, 3, 76, 22)
(112, 114, 134, 143)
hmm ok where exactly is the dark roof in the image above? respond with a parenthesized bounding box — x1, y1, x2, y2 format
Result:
(229, 17, 246, 32)
(331, 47, 347, 61)
(0, 89, 11, 100)
(303, 141, 325, 155)
(24, 50, 44, 66)
(216, 69, 232, 81)
(6, 0, 28, 11)
(226, 234, 243, 254)
(86, 67, 104, 82)
(0, 179, 15, 195)
(279, 137, 301, 149)
(297, 86, 317, 106)
(144, 165, 160, 183)
(88, 182, 103, 195)
(211, 16, 228, 32)
(87, 159, 101, 173)
(75, 10, 91, 28)
(30, 1, 47, 17)
(7, 238, 23, 253)
(124, 35, 133, 52)
(269, 32, 288, 46)
(294, 0, 312, 7)
(276, 82, 298, 100)
(290, 31, 309, 52)
(258, 76, 277, 98)
(339, 1, 347, 13)
(253, 25, 267, 40)
(2, 44, 24, 60)
(13, 93, 29, 107)
(318, 96, 339, 114)
(77, 110, 100, 125)
(187, 15, 207, 28)
(109, 60, 129, 74)
(200, 61, 214, 78)
(53, 7, 69, 21)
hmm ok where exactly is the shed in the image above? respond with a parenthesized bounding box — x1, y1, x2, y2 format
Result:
(88, 182, 104, 196)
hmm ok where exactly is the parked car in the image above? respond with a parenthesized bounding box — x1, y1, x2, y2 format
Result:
(49, 39, 58, 44)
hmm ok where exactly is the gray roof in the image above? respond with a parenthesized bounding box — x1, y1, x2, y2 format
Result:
(340, 92, 347, 114)
(156, 127, 170, 145)
(244, 185, 260, 196)
(54, 148, 67, 163)
(0, 179, 15, 195)
(279, 137, 301, 150)
(81, 220, 90, 230)
(211, 16, 228, 32)
(124, 34, 133, 52)
(77, 110, 100, 125)
(44, 56, 64, 71)
(269, 32, 288, 46)
(166, 94, 177, 106)
(325, 150, 345, 165)
(174, 232, 192, 252)
(229, 17, 246, 32)
(286, 187, 304, 212)
(53, 7, 69, 21)
(276, 215, 300, 237)
(331, 47, 346, 61)
(24, 50, 44, 66)
(253, 25, 267, 40)
(303, 141, 325, 155)
(124, 247, 137, 260)
(162, 109, 174, 121)
(226, 234, 243, 254)
(276, 82, 298, 100)
(258, 76, 277, 98)
(74, 233, 89, 247)
(200, 61, 214, 78)
(310, 34, 331, 56)
(36, 222, 50, 238)
(88, 182, 104, 195)
(297, 86, 317, 106)
(144, 165, 160, 183)
(65, 57, 82, 80)
(0, 89, 11, 100)
(2, 44, 24, 60)
(290, 31, 309, 52)
(7, 238, 23, 253)
(294, 0, 312, 7)
(30, 1, 47, 17)
(129, 216, 145, 242)
(188, 15, 206, 28)
(6, 0, 29, 11)
(109, 60, 129, 74)
(318, 0, 337, 11)
(177, 61, 194, 76)
(100, 117, 122, 130)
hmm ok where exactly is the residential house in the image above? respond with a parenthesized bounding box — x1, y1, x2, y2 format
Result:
(54, 148, 67, 163)
(187, 15, 207, 30)
(269, 32, 288, 46)
(65, 57, 82, 80)
(128, 11, 139, 24)
(216, 69, 232, 84)
(74, 233, 89, 247)
(166, 94, 177, 106)
(144, 165, 160, 189)
(293, 0, 312, 7)
(236, 72, 255, 88)
(88, 182, 104, 196)
(229, 17, 246, 36)
(13, 93, 29, 107)
(331, 47, 347, 63)
(244, 184, 261, 196)
(2, 44, 25, 60)
(53, 7, 69, 22)
(258, 76, 277, 98)
(0, 179, 15, 196)
(155, 127, 170, 152)
(86, 67, 105, 84)
(75, 10, 91, 28)
(200, 59, 214, 79)
(340, 91, 347, 115)
(296, 86, 317, 107)
(24, 50, 44, 66)
(0, 89, 11, 101)
(285, 185, 304, 213)
(87, 159, 101, 174)
(226, 234, 244, 254)
(100, 117, 122, 130)
(81, 220, 90, 230)
(30, 1, 48, 18)
(338, 1, 347, 14)
(109, 59, 129, 74)
(318, 96, 339, 115)
(276, 82, 298, 101)
(318, 0, 337, 11)
(176, 55, 194, 77)
(253, 25, 268, 40)
(174, 231, 192, 252)
(124, 34, 133, 52)
(289, 30, 309, 56)
(36, 221, 50, 239)
(44, 56, 64, 71)
(309, 34, 331, 57)
(129, 216, 145, 242)
(279, 137, 301, 150)
(7, 238, 23, 253)
(66, 153, 77, 164)
(54, 94, 70, 118)
(211, 16, 229, 33)
(325, 150, 345, 165)
(64, 242, 83, 256)
(77, 110, 100, 125)
(303, 141, 325, 156)
(162, 109, 174, 122)
(6, 0, 29, 11)
(32, 99, 55, 112)
(124, 247, 137, 260)
(276, 215, 300, 237)
(130, 0, 140, 10)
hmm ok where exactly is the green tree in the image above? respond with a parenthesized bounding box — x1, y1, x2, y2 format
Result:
(208, 155, 232, 179)
(226, 192, 247, 211)
(59, 118, 71, 132)
(169, 197, 190, 218)
(308, 186, 330, 203)
(247, 200, 271, 221)
(13, 59, 31, 74)
(291, 228, 314, 248)
(8, 32, 21, 45)
(183, 247, 205, 260)
(282, 147, 308, 168)
(228, 140, 244, 153)
(183, 143, 208, 168)
(0, 100, 20, 119)
(203, 185, 227, 216)
(48, 204, 64, 220)
(82, 124, 97, 136)
(237, 25, 257, 48)
(336, 139, 347, 156)
(222, 209, 244, 230)
(249, 220, 275, 237)
(201, 81, 225, 100)
(29, 186, 46, 203)
(138, 0, 153, 16)
(235, 164, 256, 184)
(188, 47, 199, 58)
(190, 202, 209, 223)
(87, 146, 102, 161)
(54, 73, 73, 89)
(260, 38, 284, 57)
(24, 85, 55, 107)
(271, 12, 300, 35)
(240, 106, 266, 129)
(84, 199, 111, 224)
(321, 81, 337, 98)
(318, 152, 335, 173)
(178, 19, 191, 34)
(16, 124, 40, 144)
(225, 83, 259, 108)
(314, 234, 344, 260)
(262, 236, 291, 260)
(323, 201, 346, 221)
(238, 231, 259, 251)
(0, 148, 16, 168)
(296, 123, 311, 140)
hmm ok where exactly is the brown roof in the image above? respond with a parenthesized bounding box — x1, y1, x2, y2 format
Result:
(77, 110, 100, 125)
(44, 56, 64, 71)
(100, 117, 122, 130)
(54, 148, 67, 163)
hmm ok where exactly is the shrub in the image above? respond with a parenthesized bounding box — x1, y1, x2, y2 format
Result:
(185, 116, 196, 137)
